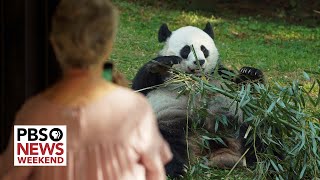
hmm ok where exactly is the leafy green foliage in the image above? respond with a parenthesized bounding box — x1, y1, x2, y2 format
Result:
(166, 61, 320, 179)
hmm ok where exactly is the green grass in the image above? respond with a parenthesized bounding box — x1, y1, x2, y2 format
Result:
(110, 0, 320, 179)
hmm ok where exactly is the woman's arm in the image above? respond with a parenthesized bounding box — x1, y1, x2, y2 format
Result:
(132, 97, 172, 180)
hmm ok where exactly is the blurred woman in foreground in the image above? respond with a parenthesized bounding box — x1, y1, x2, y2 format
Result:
(0, 0, 172, 179)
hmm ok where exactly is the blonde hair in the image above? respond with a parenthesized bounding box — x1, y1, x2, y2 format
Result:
(51, 0, 118, 69)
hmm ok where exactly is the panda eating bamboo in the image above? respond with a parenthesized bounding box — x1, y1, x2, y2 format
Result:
(132, 22, 264, 178)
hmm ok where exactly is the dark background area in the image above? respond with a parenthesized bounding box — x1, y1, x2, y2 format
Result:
(0, 0, 61, 153)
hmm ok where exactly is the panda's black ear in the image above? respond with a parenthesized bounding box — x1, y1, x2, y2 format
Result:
(158, 24, 172, 43)
(203, 22, 214, 39)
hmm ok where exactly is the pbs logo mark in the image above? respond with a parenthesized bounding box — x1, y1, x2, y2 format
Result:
(50, 128, 63, 141)
(14, 125, 67, 166)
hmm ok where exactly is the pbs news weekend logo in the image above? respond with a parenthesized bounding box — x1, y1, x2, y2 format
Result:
(14, 125, 67, 166)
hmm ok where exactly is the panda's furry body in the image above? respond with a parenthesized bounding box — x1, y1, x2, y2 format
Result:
(132, 23, 264, 178)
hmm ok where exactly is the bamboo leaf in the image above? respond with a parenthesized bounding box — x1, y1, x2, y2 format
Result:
(309, 121, 316, 134)
(267, 127, 272, 137)
(275, 82, 283, 90)
(190, 165, 196, 174)
(299, 164, 307, 179)
(202, 135, 212, 140)
(215, 137, 227, 147)
(221, 114, 228, 126)
(254, 83, 262, 93)
(277, 100, 286, 108)
(199, 163, 210, 169)
(270, 160, 280, 172)
(299, 93, 306, 108)
(298, 129, 306, 151)
(303, 71, 311, 81)
(267, 101, 276, 113)
(312, 137, 318, 156)
(278, 164, 284, 171)
(279, 175, 285, 180)
(214, 119, 219, 132)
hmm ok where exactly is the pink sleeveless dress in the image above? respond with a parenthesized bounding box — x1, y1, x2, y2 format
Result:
(0, 87, 172, 180)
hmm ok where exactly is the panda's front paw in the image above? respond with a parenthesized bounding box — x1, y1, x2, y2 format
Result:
(239, 67, 263, 79)
(236, 66, 264, 84)
(148, 56, 182, 74)
(156, 56, 182, 66)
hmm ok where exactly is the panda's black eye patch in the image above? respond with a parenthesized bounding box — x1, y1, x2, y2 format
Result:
(201, 45, 209, 58)
(180, 45, 191, 59)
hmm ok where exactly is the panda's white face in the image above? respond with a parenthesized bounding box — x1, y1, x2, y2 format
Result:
(159, 26, 219, 75)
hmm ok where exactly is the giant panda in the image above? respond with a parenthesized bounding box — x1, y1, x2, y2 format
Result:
(132, 22, 264, 178)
